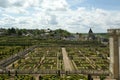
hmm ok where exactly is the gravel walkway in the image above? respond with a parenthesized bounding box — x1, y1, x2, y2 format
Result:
(62, 48, 74, 71)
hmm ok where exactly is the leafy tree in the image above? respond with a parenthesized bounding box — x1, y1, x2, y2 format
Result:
(54, 29, 71, 37)
(8, 70, 10, 76)
(15, 70, 17, 76)
(21, 29, 27, 34)
(88, 74, 92, 80)
(99, 75, 106, 80)
(17, 30, 22, 36)
(7, 27, 16, 35)
(34, 29, 40, 35)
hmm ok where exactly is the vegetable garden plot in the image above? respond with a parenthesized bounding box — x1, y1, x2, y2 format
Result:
(8, 47, 61, 71)
(66, 47, 109, 71)
(0, 46, 27, 61)
(0, 74, 35, 80)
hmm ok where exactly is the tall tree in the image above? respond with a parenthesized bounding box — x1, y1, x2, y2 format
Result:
(7, 27, 16, 35)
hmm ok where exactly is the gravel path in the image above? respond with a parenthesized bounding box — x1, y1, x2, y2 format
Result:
(62, 48, 74, 71)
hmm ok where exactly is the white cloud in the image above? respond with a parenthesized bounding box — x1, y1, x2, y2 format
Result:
(41, 0, 69, 11)
(0, 0, 120, 33)
(0, 0, 10, 8)
(3, 7, 29, 14)
(1, 0, 40, 8)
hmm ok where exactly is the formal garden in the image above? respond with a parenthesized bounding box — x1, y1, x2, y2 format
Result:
(0, 37, 109, 79)
(0, 45, 108, 80)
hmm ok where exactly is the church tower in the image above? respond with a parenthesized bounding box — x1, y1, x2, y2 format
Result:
(88, 28, 95, 40)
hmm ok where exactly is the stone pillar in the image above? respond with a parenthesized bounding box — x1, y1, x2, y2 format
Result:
(113, 36, 119, 80)
(108, 29, 120, 80)
(109, 37, 114, 78)
(119, 37, 120, 79)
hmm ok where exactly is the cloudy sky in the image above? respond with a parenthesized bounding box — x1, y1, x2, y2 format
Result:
(0, 0, 120, 33)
